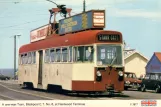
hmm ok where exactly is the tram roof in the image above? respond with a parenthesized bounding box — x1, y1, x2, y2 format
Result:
(19, 30, 122, 54)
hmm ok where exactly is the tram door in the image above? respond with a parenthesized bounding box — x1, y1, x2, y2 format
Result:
(38, 50, 43, 85)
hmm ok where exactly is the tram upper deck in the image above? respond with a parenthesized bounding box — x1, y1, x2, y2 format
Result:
(19, 30, 122, 54)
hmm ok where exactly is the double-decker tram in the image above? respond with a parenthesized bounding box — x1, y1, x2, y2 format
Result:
(18, 8, 124, 95)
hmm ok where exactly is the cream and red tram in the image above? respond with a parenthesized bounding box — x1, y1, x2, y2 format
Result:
(18, 9, 124, 94)
(18, 30, 124, 93)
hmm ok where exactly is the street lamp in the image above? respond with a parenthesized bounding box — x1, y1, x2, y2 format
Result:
(14, 35, 21, 80)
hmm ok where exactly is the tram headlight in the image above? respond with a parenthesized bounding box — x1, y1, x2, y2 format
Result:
(96, 71, 102, 82)
(96, 71, 102, 77)
(118, 71, 123, 76)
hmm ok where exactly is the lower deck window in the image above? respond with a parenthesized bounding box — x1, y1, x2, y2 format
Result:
(74, 46, 93, 62)
(50, 49, 55, 62)
(45, 49, 50, 63)
(56, 49, 61, 62)
(62, 48, 68, 62)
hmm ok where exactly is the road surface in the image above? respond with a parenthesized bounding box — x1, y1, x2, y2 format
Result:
(0, 80, 161, 100)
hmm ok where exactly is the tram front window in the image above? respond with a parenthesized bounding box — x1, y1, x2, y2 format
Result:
(97, 45, 122, 65)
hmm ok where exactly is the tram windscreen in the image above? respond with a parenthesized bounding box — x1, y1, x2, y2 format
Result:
(97, 45, 122, 65)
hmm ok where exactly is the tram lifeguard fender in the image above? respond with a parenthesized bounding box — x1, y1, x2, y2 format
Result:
(19, 30, 122, 54)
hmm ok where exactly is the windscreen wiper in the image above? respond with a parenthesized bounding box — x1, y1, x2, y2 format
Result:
(109, 51, 117, 70)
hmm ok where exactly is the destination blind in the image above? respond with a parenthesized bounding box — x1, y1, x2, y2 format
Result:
(97, 34, 120, 42)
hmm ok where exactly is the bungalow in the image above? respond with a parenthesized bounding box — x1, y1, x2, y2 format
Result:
(124, 49, 149, 78)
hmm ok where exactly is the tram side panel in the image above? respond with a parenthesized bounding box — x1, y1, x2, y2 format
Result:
(18, 65, 24, 85)
(18, 52, 39, 88)
(72, 63, 94, 91)
(43, 63, 73, 90)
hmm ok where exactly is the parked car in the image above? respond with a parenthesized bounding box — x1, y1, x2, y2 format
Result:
(124, 72, 142, 90)
(0, 75, 10, 80)
(140, 73, 161, 93)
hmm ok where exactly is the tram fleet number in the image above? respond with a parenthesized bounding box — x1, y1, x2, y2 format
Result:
(98, 34, 120, 42)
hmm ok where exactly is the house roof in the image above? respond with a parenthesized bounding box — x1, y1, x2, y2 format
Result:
(124, 50, 149, 61)
(154, 52, 161, 62)
(145, 52, 161, 68)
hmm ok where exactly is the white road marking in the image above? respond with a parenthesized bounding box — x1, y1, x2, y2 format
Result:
(0, 94, 16, 100)
(0, 83, 59, 100)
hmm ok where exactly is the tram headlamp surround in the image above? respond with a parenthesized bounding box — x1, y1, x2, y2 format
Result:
(96, 71, 102, 77)
(118, 71, 123, 76)
(96, 71, 102, 82)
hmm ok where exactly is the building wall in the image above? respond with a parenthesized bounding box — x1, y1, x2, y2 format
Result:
(125, 53, 148, 78)
(146, 55, 161, 73)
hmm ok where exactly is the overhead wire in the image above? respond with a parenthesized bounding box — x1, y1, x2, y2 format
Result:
(0, 0, 45, 3)
(0, 18, 48, 29)
(0, 13, 49, 19)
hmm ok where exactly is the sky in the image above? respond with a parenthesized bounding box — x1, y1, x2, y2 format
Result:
(0, 0, 160, 68)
